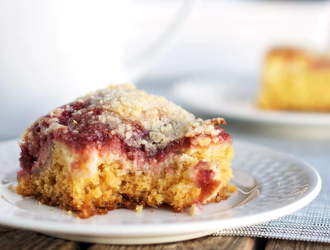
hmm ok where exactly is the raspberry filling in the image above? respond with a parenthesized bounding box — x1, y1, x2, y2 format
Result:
(19, 99, 232, 174)
(194, 161, 222, 202)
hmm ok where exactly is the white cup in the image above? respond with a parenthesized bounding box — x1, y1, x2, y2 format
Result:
(0, 0, 193, 140)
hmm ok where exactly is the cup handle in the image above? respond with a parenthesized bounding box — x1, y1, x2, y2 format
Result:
(124, 0, 196, 82)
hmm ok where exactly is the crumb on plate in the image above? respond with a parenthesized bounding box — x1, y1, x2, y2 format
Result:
(228, 184, 237, 193)
(190, 201, 203, 216)
(136, 205, 143, 213)
(8, 184, 16, 193)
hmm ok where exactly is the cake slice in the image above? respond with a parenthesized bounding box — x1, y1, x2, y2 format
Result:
(258, 47, 330, 111)
(16, 84, 234, 218)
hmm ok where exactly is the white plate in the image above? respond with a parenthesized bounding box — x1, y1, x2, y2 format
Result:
(0, 140, 321, 244)
(173, 79, 330, 126)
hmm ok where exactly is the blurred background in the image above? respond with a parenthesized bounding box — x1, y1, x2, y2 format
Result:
(133, 0, 330, 80)
(1, 0, 330, 141)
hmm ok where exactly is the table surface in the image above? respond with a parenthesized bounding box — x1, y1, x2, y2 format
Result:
(1, 82, 330, 249)
(1, 226, 330, 250)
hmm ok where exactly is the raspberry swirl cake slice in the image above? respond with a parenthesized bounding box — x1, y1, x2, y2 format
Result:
(16, 84, 234, 218)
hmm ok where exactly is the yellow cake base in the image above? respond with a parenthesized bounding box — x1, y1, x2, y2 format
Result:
(258, 48, 330, 112)
(17, 142, 234, 218)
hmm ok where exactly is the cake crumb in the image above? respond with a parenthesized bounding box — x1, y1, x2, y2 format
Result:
(73, 120, 78, 124)
(38, 201, 42, 205)
(174, 214, 177, 217)
(50, 209, 54, 212)
(291, 169, 295, 173)
(190, 201, 203, 216)
(277, 182, 280, 186)
(228, 184, 237, 193)
(67, 211, 73, 215)
(8, 184, 16, 193)
(150, 209, 153, 213)
(136, 205, 143, 213)
(1, 195, 4, 198)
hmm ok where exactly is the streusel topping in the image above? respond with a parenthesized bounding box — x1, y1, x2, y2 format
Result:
(25, 84, 228, 154)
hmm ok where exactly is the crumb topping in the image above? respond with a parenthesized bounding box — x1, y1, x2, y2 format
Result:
(23, 84, 229, 155)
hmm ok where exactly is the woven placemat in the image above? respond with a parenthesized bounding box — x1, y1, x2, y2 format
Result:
(214, 140, 330, 242)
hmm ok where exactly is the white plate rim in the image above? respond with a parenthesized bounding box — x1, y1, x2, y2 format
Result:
(172, 79, 330, 126)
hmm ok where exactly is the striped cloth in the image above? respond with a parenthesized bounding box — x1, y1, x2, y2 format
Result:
(214, 135, 330, 242)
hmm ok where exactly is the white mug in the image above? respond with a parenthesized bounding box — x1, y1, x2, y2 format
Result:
(0, 0, 193, 140)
